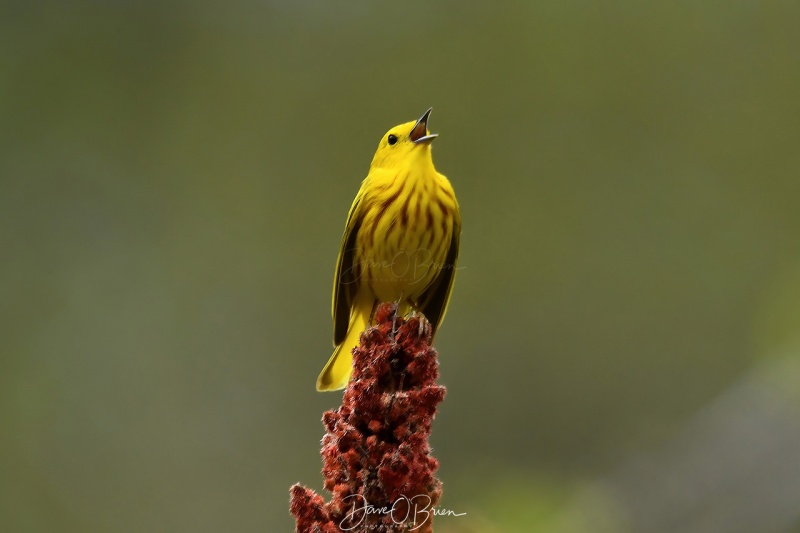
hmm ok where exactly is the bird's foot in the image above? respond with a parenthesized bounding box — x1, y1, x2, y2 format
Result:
(390, 293, 404, 342)
(391, 306, 399, 341)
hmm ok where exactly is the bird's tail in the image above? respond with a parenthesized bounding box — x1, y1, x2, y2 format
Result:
(316, 295, 373, 391)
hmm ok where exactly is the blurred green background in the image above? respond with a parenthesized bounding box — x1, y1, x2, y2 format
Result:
(2, 1, 800, 532)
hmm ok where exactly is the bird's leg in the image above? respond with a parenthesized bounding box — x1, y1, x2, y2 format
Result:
(391, 291, 404, 341)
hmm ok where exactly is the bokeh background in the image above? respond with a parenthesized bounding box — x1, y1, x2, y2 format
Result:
(2, 2, 800, 532)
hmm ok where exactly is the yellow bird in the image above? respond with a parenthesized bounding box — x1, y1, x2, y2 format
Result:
(316, 108, 461, 391)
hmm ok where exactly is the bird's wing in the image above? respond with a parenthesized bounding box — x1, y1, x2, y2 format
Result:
(332, 190, 364, 345)
(415, 206, 461, 336)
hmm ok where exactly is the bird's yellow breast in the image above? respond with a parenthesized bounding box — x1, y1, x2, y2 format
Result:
(354, 167, 455, 303)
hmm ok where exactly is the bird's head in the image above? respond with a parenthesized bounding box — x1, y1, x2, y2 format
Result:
(369, 108, 438, 171)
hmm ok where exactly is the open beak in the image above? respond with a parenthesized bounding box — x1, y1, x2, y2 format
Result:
(409, 107, 438, 144)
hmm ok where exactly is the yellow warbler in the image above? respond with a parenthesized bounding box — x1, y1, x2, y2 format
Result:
(316, 108, 461, 391)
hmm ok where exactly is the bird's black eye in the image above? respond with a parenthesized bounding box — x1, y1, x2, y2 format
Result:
(387, 134, 398, 145)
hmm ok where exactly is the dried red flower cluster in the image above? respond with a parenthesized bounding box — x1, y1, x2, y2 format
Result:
(290, 303, 446, 533)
